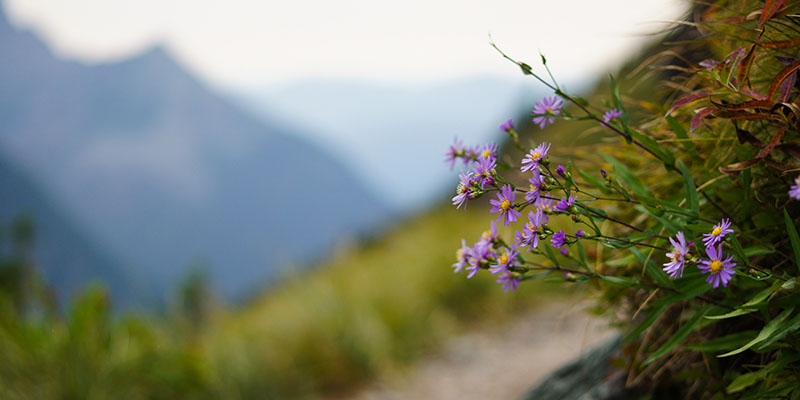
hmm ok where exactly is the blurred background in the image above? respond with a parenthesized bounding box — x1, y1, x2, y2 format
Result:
(0, 0, 686, 398)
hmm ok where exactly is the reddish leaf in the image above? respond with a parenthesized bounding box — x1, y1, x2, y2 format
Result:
(756, 127, 786, 159)
(719, 158, 762, 174)
(699, 59, 721, 71)
(765, 159, 800, 172)
(759, 0, 785, 28)
(666, 92, 712, 117)
(691, 107, 716, 132)
(741, 88, 767, 100)
(738, 37, 761, 86)
(779, 71, 797, 102)
(762, 37, 800, 49)
(714, 99, 774, 111)
(712, 110, 775, 121)
(736, 128, 763, 146)
(767, 59, 800, 99)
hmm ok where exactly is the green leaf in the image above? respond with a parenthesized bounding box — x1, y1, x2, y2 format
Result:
(677, 160, 699, 216)
(627, 126, 675, 168)
(542, 244, 560, 268)
(742, 281, 782, 308)
(644, 306, 710, 365)
(756, 312, 800, 350)
(665, 115, 698, 155)
(728, 235, 751, 268)
(684, 330, 757, 352)
(718, 307, 795, 357)
(609, 74, 630, 131)
(705, 308, 756, 320)
(600, 153, 652, 198)
(598, 275, 636, 286)
(576, 240, 593, 273)
(726, 371, 762, 393)
(784, 208, 800, 274)
(577, 168, 610, 193)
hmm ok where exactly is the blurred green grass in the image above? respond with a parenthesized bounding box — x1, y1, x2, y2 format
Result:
(0, 204, 569, 399)
(206, 205, 564, 398)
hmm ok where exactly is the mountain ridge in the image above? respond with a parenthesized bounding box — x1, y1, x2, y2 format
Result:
(0, 8, 390, 305)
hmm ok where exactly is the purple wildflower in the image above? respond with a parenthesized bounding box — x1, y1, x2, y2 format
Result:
(521, 142, 552, 172)
(480, 220, 499, 245)
(490, 185, 522, 226)
(551, 230, 567, 248)
(600, 169, 607, 178)
(465, 240, 493, 279)
(479, 143, 498, 161)
(463, 145, 477, 162)
(698, 244, 736, 288)
(453, 239, 471, 273)
(535, 196, 555, 214)
(496, 271, 521, 292)
(575, 230, 585, 238)
(560, 247, 569, 256)
(555, 165, 565, 177)
(516, 209, 548, 251)
(790, 176, 800, 200)
(444, 137, 465, 170)
(525, 168, 544, 202)
(499, 119, 514, 132)
(602, 108, 623, 123)
(473, 156, 497, 188)
(489, 246, 519, 275)
(702, 218, 734, 247)
(555, 194, 577, 212)
(452, 171, 475, 209)
(663, 231, 689, 278)
(532, 96, 563, 129)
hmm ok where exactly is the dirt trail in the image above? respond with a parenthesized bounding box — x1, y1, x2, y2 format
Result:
(354, 300, 614, 400)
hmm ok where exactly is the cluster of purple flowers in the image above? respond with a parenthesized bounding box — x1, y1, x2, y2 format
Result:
(447, 139, 503, 209)
(446, 97, 634, 293)
(444, 138, 498, 171)
(662, 218, 736, 288)
(451, 221, 522, 292)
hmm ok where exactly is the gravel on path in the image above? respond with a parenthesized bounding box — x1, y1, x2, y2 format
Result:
(353, 300, 615, 400)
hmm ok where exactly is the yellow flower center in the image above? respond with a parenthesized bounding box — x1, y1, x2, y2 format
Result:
(499, 254, 509, 265)
(457, 183, 468, 194)
(671, 251, 680, 263)
(456, 249, 464, 259)
(709, 260, 723, 274)
(500, 199, 511, 211)
(711, 227, 722, 237)
(526, 222, 535, 231)
(482, 150, 492, 159)
(481, 230, 492, 240)
(532, 151, 541, 160)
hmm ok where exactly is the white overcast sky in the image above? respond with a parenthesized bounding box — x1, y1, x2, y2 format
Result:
(3, 0, 688, 89)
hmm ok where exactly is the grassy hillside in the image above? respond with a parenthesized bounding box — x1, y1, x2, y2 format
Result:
(205, 205, 567, 398)
(0, 203, 571, 399)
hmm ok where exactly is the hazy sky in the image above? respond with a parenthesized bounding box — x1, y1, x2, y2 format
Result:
(4, 0, 687, 89)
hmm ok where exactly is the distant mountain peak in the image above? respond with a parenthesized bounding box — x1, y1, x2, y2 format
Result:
(0, 4, 11, 32)
(126, 44, 175, 67)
